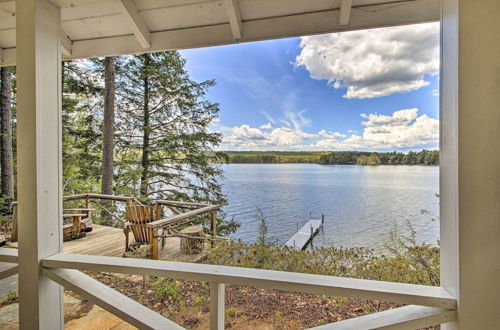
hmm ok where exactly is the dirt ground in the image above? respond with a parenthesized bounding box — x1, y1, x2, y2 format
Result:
(91, 271, 402, 329)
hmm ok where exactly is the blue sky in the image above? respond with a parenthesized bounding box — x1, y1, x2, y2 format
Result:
(181, 22, 440, 152)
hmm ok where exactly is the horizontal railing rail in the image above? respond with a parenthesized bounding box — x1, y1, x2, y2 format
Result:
(43, 253, 456, 309)
(310, 305, 456, 329)
(0, 247, 18, 263)
(63, 193, 143, 206)
(0, 248, 456, 329)
(147, 204, 219, 229)
(156, 200, 212, 208)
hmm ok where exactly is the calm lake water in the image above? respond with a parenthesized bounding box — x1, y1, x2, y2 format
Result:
(221, 164, 439, 252)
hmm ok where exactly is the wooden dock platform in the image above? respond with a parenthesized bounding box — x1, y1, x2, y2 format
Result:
(10, 224, 205, 263)
(284, 218, 323, 250)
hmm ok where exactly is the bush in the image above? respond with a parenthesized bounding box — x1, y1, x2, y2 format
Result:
(151, 278, 182, 302)
(202, 240, 439, 286)
(0, 196, 15, 217)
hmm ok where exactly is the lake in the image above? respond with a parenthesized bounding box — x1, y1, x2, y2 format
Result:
(221, 164, 439, 252)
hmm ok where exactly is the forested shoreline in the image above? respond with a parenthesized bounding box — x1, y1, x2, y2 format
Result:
(226, 150, 439, 165)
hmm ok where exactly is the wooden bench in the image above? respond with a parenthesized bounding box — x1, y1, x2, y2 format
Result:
(63, 214, 87, 241)
(11, 203, 94, 242)
(64, 208, 94, 233)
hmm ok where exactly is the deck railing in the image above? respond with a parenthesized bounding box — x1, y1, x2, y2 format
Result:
(11, 195, 220, 257)
(0, 247, 456, 329)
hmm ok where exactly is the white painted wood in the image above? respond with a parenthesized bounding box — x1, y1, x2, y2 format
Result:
(1, 0, 440, 67)
(0, 248, 18, 263)
(60, 28, 72, 56)
(16, 0, 64, 328)
(224, 0, 242, 39)
(0, 264, 18, 280)
(210, 282, 224, 330)
(284, 219, 322, 249)
(309, 305, 456, 329)
(45, 268, 184, 329)
(441, 0, 500, 328)
(42, 253, 456, 309)
(0, 48, 14, 67)
(339, 0, 352, 26)
(440, 2, 459, 329)
(114, 0, 151, 49)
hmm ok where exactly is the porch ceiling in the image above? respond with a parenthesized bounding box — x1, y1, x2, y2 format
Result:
(0, 0, 439, 66)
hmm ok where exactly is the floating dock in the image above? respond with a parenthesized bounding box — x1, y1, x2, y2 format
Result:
(284, 216, 324, 250)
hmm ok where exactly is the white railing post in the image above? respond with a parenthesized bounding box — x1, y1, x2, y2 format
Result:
(210, 282, 225, 330)
(16, 0, 64, 328)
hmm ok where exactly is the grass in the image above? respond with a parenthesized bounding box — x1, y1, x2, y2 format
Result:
(0, 291, 18, 308)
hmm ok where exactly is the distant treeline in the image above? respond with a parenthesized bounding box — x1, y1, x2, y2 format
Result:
(226, 150, 439, 165)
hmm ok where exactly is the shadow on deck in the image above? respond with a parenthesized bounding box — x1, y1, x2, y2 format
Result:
(62, 225, 206, 263)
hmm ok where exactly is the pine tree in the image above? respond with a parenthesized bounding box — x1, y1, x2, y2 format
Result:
(62, 61, 102, 194)
(116, 52, 238, 235)
(101, 57, 116, 197)
(0, 67, 14, 198)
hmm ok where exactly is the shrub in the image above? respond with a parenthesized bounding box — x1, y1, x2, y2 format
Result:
(202, 240, 439, 286)
(0, 196, 15, 217)
(152, 279, 182, 302)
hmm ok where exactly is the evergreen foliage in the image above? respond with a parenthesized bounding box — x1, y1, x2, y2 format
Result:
(226, 150, 439, 165)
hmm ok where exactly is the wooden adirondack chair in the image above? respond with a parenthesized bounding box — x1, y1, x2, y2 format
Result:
(123, 205, 161, 256)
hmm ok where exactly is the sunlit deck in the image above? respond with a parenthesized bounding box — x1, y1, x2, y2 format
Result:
(66, 225, 206, 263)
(11, 225, 205, 263)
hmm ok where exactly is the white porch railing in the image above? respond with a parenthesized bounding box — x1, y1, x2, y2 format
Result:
(0, 248, 456, 329)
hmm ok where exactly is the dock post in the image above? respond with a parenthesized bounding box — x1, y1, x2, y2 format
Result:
(321, 214, 324, 225)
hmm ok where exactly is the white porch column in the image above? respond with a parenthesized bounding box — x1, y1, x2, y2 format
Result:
(16, 0, 64, 329)
(441, 0, 500, 328)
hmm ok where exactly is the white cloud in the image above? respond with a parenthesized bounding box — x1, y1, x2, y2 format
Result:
(222, 125, 315, 150)
(259, 122, 273, 129)
(361, 108, 418, 127)
(231, 125, 267, 140)
(220, 108, 438, 151)
(269, 127, 315, 146)
(310, 108, 438, 150)
(295, 22, 439, 99)
(318, 130, 346, 139)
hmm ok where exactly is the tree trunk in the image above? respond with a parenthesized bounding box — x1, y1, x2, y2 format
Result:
(101, 57, 115, 197)
(0, 67, 14, 198)
(140, 56, 150, 198)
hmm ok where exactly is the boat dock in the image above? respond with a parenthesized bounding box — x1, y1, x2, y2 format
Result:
(284, 215, 324, 250)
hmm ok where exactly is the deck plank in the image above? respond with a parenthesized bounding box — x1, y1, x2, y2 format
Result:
(61, 225, 203, 262)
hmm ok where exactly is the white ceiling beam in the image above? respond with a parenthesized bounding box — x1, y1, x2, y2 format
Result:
(0, 0, 440, 67)
(60, 28, 72, 56)
(114, 0, 151, 49)
(0, 48, 14, 67)
(223, 0, 242, 40)
(339, 0, 353, 26)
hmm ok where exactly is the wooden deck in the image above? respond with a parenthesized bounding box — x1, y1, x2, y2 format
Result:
(13, 225, 204, 263)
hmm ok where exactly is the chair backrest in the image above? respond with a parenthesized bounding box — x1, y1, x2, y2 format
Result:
(125, 205, 158, 244)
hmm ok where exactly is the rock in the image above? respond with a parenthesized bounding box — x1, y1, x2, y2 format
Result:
(0, 293, 136, 329)
(0, 303, 18, 330)
(65, 305, 137, 330)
